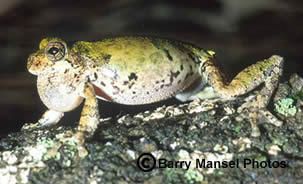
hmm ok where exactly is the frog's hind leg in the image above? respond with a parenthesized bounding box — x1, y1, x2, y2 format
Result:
(201, 54, 284, 137)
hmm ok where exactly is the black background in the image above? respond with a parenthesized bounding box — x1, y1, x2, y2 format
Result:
(1, 0, 302, 135)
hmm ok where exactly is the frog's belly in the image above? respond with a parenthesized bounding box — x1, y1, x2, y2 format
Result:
(92, 72, 201, 105)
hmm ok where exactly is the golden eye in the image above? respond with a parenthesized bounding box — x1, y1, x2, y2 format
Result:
(45, 42, 66, 62)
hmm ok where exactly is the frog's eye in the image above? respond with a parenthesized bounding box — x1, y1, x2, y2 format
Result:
(45, 42, 66, 62)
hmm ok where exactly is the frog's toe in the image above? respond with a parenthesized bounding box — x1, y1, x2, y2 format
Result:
(77, 144, 88, 158)
(74, 132, 89, 158)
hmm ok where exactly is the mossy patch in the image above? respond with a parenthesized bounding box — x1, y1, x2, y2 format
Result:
(274, 98, 297, 116)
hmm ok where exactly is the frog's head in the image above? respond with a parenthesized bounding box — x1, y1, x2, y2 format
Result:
(27, 38, 71, 75)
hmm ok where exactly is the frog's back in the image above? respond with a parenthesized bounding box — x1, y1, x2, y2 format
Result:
(77, 36, 204, 104)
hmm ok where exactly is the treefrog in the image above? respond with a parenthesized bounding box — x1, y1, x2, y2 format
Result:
(27, 36, 283, 156)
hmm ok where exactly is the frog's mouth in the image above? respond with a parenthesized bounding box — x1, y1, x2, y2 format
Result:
(27, 55, 33, 71)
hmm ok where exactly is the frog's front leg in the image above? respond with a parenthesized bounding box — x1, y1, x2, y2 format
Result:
(38, 109, 64, 126)
(202, 54, 284, 137)
(74, 82, 100, 157)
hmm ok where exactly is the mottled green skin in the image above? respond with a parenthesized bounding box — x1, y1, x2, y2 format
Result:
(71, 37, 211, 104)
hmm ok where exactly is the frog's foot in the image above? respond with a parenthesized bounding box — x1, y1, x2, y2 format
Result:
(61, 131, 89, 158)
(38, 110, 64, 126)
(46, 130, 88, 158)
(237, 97, 283, 137)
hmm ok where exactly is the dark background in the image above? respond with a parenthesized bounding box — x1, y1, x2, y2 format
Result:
(1, 0, 302, 135)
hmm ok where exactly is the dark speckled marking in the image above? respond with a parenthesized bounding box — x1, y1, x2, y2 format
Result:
(128, 73, 138, 81)
(171, 71, 180, 78)
(188, 53, 195, 62)
(101, 81, 106, 87)
(158, 70, 180, 89)
(180, 64, 184, 71)
(188, 52, 201, 65)
(123, 81, 129, 85)
(103, 54, 111, 60)
(169, 74, 174, 84)
(150, 39, 173, 61)
(164, 49, 173, 61)
(94, 72, 98, 80)
(128, 82, 135, 89)
(113, 85, 120, 91)
(185, 70, 194, 80)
